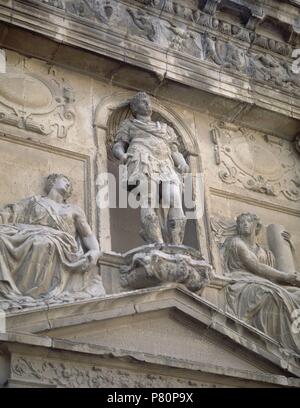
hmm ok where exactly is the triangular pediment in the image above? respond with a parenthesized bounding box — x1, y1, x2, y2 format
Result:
(5, 285, 300, 379)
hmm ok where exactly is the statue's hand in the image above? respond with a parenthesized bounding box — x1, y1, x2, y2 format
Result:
(286, 273, 300, 287)
(0, 209, 12, 224)
(120, 153, 129, 165)
(177, 163, 190, 174)
(295, 272, 300, 287)
(85, 250, 101, 267)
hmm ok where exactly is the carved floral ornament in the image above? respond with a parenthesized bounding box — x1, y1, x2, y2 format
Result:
(0, 72, 75, 138)
(34, 0, 300, 94)
(210, 123, 300, 202)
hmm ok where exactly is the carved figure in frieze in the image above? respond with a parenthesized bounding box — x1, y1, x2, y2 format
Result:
(249, 54, 291, 88)
(162, 0, 174, 13)
(127, 8, 156, 42)
(202, 34, 223, 66)
(220, 213, 300, 354)
(113, 92, 189, 245)
(0, 174, 104, 310)
(220, 42, 246, 71)
(167, 23, 194, 51)
(42, 0, 64, 8)
(193, 11, 219, 30)
(173, 3, 193, 21)
(231, 26, 252, 43)
(142, 0, 156, 6)
(86, 0, 114, 22)
(69, 0, 114, 23)
(69, 0, 86, 17)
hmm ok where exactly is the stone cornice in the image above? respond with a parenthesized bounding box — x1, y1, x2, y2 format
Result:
(38, 0, 300, 52)
(2, 285, 300, 378)
(1, 0, 300, 124)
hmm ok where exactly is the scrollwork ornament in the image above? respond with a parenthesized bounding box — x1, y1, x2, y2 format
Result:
(211, 124, 300, 202)
(218, 162, 237, 184)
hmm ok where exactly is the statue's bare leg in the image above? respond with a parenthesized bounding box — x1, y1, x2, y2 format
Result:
(139, 181, 163, 244)
(163, 182, 186, 245)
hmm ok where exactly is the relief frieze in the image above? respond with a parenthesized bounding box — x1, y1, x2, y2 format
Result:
(32, 0, 300, 94)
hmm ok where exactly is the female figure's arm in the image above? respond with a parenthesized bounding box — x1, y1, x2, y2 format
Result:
(74, 207, 101, 267)
(236, 240, 300, 287)
(0, 206, 12, 224)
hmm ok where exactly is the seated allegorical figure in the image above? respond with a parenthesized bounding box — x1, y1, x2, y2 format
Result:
(221, 213, 300, 355)
(0, 173, 104, 310)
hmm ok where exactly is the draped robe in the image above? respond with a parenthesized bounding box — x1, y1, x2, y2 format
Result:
(222, 236, 300, 355)
(0, 195, 103, 309)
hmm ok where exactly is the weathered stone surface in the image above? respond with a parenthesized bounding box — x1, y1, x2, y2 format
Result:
(210, 123, 300, 202)
(1, 286, 300, 387)
(0, 0, 300, 389)
(120, 244, 212, 292)
(0, 174, 105, 310)
(0, 72, 75, 138)
(113, 92, 189, 245)
(1, 0, 300, 129)
(210, 212, 300, 356)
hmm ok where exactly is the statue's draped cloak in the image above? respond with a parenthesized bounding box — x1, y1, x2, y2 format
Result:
(0, 196, 101, 306)
(222, 236, 300, 355)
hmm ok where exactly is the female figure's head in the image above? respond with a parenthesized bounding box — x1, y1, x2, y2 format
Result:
(45, 174, 73, 201)
(236, 213, 262, 238)
(130, 92, 152, 117)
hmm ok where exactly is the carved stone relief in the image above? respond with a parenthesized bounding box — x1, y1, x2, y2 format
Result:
(0, 73, 75, 138)
(112, 92, 189, 246)
(210, 212, 300, 356)
(127, 8, 157, 42)
(0, 173, 104, 311)
(41, 0, 64, 8)
(210, 123, 300, 202)
(43, 0, 115, 23)
(11, 355, 210, 388)
(33, 0, 300, 93)
(137, 0, 293, 57)
(120, 244, 212, 292)
(82, 0, 114, 23)
(167, 23, 195, 51)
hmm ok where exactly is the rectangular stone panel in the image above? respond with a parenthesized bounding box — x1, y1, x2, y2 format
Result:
(0, 134, 90, 216)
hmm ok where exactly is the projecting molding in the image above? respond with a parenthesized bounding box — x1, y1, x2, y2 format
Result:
(2, 285, 300, 381)
(0, 0, 300, 127)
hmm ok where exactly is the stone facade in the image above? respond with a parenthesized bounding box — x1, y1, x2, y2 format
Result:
(0, 0, 300, 388)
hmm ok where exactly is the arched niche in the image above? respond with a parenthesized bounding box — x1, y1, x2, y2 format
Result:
(94, 91, 207, 255)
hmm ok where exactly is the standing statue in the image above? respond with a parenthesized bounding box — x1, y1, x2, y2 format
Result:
(113, 92, 189, 245)
(0, 174, 104, 310)
(221, 212, 300, 355)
